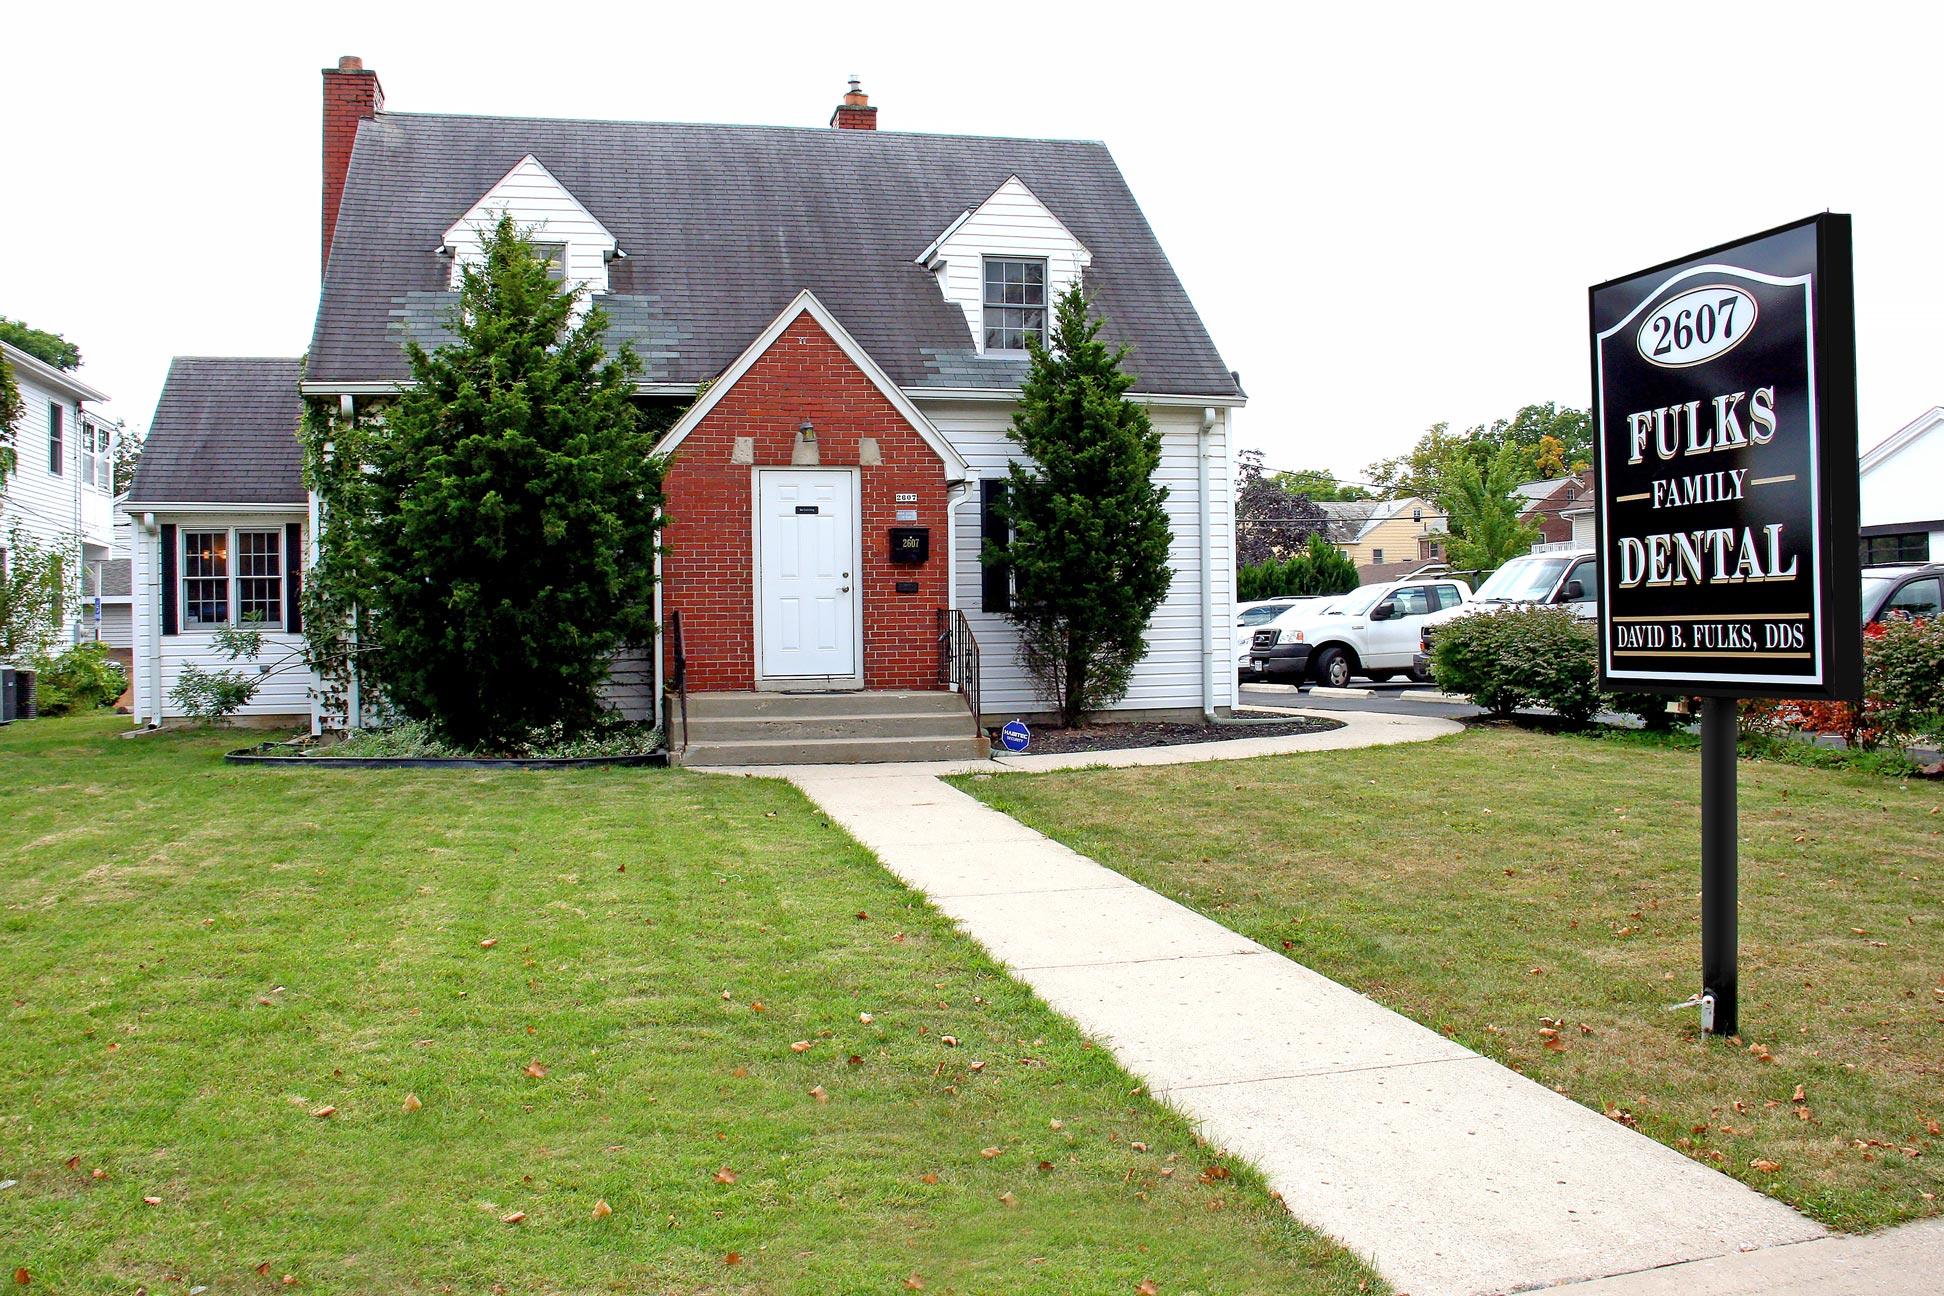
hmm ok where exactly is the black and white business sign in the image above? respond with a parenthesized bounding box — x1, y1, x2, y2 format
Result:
(1590, 215, 1862, 700)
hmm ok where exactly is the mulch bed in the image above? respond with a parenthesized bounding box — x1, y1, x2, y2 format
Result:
(997, 715, 1342, 755)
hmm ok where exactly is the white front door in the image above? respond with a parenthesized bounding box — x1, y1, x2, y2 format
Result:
(757, 470, 858, 680)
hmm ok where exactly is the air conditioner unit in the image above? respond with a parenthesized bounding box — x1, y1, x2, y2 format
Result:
(0, 665, 13, 724)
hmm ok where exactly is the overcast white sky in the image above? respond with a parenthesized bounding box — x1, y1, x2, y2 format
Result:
(7, 2, 1938, 484)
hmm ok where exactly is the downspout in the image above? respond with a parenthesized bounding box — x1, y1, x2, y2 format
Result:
(651, 508, 664, 734)
(1199, 406, 1219, 724)
(138, 510, 163, 727)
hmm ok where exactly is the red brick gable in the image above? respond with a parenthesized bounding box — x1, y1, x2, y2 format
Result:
(661, 313, 951, 692)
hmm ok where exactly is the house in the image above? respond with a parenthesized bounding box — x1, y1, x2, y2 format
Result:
(123, 358, 309, 727)
(0, 340, 123, 658)
(1513, 473, 1592, 546)
(1318, 498, 1445, 582)
(125, 61, 1244, 756)
(1859, 407, 1944, 564)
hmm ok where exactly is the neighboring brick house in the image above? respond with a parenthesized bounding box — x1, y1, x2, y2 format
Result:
(124, 61, 1245, 751)
(1515, 473, 1593, 546)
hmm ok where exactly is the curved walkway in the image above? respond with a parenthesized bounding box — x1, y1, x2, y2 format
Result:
(723, 713, 1872, 1294)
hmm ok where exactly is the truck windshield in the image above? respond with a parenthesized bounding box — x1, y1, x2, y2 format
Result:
(1473, 557, 1571, 603)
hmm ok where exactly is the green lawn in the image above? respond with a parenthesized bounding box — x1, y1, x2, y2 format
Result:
(955, 726, 1944, 1233)
(0, 715, 1374, 1295)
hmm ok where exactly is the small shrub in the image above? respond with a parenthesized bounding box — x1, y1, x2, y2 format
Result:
(1865, 616, 1944, 745)
(32, 642, 125, 715)
(168, 623, 268, 722)
(325, 717, 660, 759)
(1429, 605, 1600, 722)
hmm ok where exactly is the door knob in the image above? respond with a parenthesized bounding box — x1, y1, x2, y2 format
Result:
(840, 585, 851, 593)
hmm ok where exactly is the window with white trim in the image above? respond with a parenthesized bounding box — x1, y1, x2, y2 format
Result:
(531, 242, 568, 283)
(181, 528, 283, 629)
(983, 258, 1047, 351)
(79, 420, 112, 491)
(47, 403, 64, 476)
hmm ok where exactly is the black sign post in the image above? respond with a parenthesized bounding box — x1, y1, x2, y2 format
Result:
(1589, 215, 1861, 1038)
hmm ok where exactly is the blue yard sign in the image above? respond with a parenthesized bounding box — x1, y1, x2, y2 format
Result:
(998, 720, 1031, 753)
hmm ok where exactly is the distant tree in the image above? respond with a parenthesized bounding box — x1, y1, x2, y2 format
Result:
(1440, 445, 1541, 572)
(0, 318, 82, 371)
(1270, 467, 1373, 502)
(1366, 402, 1591, 502)
(992, 284, 1173, 727)
(1533, 433, 1567, 479)
(309, 214, 667, 748)
(0, 349, 18, 491)
(111, 428, 144, 496)
(1235, 449, 1328, 566)
(1238, 533, 1360, 601)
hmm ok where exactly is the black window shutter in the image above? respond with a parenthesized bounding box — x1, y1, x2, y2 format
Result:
(160, 524, 178, 636)
(980, 478, 1012, 613)
(285, 522, 304, 634)
(48, 404, 63, 475)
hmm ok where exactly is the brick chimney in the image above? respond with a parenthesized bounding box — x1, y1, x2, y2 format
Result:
(829, 77, 877, 131)
(321, 55, 384, 272)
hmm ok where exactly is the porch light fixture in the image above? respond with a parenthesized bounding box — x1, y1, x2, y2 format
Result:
(799, 418, 816, 444)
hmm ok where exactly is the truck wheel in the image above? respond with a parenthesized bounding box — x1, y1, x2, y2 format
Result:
(1313, 647, 1353, 689)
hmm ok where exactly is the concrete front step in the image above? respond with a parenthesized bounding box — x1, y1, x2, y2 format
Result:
(690, 713, 978, 742)
(682, 733, 989, 766)
(675, 690, 984, 765)
(685, 690, 966, 721)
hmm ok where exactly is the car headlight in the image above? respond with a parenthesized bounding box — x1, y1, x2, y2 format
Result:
(1280, 628, 1305, 644)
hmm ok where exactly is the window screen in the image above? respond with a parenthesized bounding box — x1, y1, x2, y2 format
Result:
(983, 259, 1047, 350)
(236, 530, 284, 626)
(182, 531, 230, 627)
(1860, 532, 1929, 566)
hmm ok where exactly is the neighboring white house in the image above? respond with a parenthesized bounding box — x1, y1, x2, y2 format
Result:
(1860, 407, 1944, 564)
(1, 339, 122, 651)
(123, 358, 311, 727)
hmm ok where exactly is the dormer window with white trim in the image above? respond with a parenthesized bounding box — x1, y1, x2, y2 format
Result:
(442, 155, 619, 297)
(983, 258, 1047, 351)
(917, 174, 1091, 357)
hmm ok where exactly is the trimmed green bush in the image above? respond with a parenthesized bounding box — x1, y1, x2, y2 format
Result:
(33, 642, 125, 715)
(1429, 605, 1601, 723)
(1237, 534, 1360, 602)
(1865, 616, 1944, 745)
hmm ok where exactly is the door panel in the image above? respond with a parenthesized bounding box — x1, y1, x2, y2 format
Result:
(759, 471, 856, 678)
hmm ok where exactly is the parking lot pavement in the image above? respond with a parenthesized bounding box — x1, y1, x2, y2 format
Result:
(1241, 680, 1486, 721)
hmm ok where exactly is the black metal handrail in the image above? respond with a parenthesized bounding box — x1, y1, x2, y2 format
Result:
(666, 609, 689, 755)
(937, 608, 980, 731)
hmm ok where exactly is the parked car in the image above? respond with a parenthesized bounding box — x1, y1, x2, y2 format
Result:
(1235, 597, 1333, 680)
(1413, 549, 1597, 677)
(1249, 577, 1472, 687)
(1862, 563, 1942, 625)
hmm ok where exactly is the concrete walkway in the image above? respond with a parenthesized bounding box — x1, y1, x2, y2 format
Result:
(775, 719, 1836, 1296)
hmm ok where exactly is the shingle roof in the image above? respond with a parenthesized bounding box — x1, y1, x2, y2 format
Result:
(308, 114, 1239, 397)
(126, 358, 305, 505)
(98, 558, 132, 598)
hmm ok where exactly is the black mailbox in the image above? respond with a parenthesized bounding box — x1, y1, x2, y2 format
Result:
(888, 526, 929, 565)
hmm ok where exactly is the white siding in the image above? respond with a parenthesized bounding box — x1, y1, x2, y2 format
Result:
(926, 177, 1091, 355)
(87, 603, 133, 650)
(1, 367, 118, 650)
(599, 646, 655, 724)
(129, 512, 316, 724)
(923, 399, 1235, 719)
(1861, 412, 1944, 560)
(444, 155, 617, 295)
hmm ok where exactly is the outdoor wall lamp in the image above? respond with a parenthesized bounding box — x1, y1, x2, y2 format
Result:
(799, 418, 816, 443)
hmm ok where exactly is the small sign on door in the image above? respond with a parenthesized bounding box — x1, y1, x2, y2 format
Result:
(794, 505, 819, 515)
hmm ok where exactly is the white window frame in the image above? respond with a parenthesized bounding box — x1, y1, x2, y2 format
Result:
(981, 256, 1049, 352)
(531, 241, 568, 283)
(180, 526, 284, 631)
(79, 420, 113, 492)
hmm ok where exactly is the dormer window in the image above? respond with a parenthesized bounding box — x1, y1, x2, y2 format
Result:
(531, 242, 568, 283)
(983, 258, 1046, 351)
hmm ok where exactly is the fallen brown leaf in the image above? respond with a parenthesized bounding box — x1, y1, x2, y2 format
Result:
(980, 1146, 1002, 1159)
(1792, 1085, 1806, 1104)
(256, 1263, 272, 1277)
(63, 1156, 79, 1170)
(724, 1253, 742, 1266)
(142, 1195, 161, 1205)
(713, 1168, 738, 1184)
(479, 938, 497, 949)
(919, 1172, 940, 1185)
(1750, 1158, 1781, 1173)
(311, 1106, 337, 1119)
(401, 1094, 422, 1113)
(522, 1062, 548, 1079)
(809, 1085, 829, 1104)
(1137, 1282, 1160, 1296)
(997, 1191, 1018, 1208)
(500, 1211, 526, 1224)
(903, 1276, 925, 1291)
(591, 1199, 612, 1220)
(858, 1012, 874, 1024)
(13, 1268, 28, 1286)
(940, 1035, 959, 1047)
(846, 1054, 864, 1066)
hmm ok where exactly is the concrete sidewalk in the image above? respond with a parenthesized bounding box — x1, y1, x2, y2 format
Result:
(784, 762, 1830, 1296)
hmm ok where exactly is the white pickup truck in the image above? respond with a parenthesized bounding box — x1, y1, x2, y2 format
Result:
(1249, 576, 1473, 687)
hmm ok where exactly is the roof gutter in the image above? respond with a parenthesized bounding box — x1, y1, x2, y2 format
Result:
(298, 380, 1247, 407)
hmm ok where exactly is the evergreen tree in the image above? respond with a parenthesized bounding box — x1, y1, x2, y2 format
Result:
(348, 215, 665, 747)
(990, 285, 1172, 727)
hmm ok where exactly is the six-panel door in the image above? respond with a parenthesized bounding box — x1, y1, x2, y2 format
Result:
(757, 470, 857, 679)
